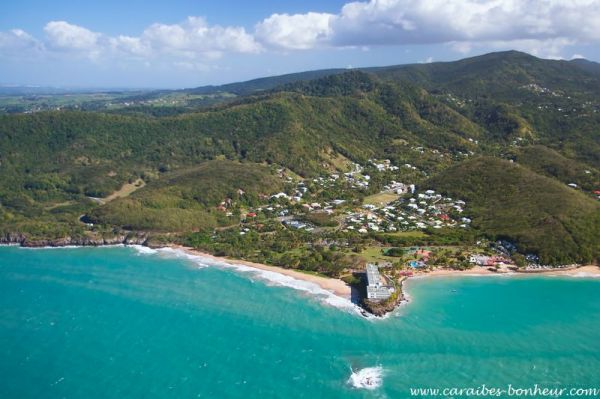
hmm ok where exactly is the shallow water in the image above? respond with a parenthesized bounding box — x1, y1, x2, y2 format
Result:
(1, 246, 599, 398)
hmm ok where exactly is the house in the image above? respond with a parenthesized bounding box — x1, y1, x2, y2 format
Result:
(286, 220, 307, 229)
(469, 255, 490, 265)
(366, 264, 394, 300)
(271, 192, 289, 199)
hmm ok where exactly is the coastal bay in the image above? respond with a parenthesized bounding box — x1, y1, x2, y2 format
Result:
(171, 245, 352, 299)
(1, 245, 600, 398)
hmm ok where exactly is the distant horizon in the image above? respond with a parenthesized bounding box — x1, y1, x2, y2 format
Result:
(2, 0, 600, 87)
(1, 49, 597, 91)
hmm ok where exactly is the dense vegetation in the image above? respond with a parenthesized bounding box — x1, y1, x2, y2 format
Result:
(426, 157, 600, 265)
(1, 51, 599, 265)
(88, 160, 282, 231)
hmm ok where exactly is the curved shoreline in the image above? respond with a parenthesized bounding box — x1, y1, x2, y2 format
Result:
(2, 243, 598, 318)
(412, 265, 600, 278)
(168, 245, 353, 299)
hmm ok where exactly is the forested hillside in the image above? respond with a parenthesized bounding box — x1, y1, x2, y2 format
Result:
(1, 51, 598, 265)
(425, 157, 599, 264)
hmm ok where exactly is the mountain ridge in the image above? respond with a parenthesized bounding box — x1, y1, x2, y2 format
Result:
(1, 50, 598, 265)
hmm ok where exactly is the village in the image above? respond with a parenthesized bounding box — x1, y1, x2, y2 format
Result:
(206, 157, 547, 277)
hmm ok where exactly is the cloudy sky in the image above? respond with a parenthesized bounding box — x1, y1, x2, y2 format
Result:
(1, 0, 599, 88)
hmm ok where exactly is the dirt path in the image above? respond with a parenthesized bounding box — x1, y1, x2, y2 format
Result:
(90, 178, 145, 205)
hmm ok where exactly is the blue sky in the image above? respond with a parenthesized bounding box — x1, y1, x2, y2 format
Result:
(1, 0, 599, 88)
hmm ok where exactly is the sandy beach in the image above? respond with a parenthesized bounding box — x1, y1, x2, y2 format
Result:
(414, 265, 600, 278)
(169, 245, 599, 302)
(170, 245, 352, 299)
(417, 266, 498, 277)
(535, 265, 600, 277)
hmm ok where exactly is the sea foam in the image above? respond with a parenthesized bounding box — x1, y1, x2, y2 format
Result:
(132, 245, 369, 316)
(18, 244, 124, 250)
(347, 366, 384, 390)
(131, 245, 211, 268)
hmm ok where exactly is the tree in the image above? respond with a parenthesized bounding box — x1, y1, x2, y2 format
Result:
(512, 253, 526, 268)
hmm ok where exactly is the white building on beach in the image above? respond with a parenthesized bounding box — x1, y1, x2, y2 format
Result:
(366, 264, 394, 300)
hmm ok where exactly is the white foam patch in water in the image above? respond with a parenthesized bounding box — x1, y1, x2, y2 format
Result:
(18, 244, 124, 250)
(132, 246, 212, 269)
(557, 272, 600, 279)
(130, 245, 157, 255)
(347, 366, 384, 390)
(212, 261, 368, 317)
(133, 246, 370, 317)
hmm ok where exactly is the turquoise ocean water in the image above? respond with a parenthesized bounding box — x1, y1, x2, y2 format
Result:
(1, 245, 599, 398)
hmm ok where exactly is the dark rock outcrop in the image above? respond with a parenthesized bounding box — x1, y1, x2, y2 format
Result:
(0, 232, 148, 248)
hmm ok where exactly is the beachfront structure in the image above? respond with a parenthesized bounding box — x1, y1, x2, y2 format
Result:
(366, 264, 393, 300)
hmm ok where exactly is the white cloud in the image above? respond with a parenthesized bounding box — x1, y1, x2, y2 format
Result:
(1, 17, 260, 65)
(141, 17, 261, 58)
(3, 1, 600, 70)
(109, 35, 152, 58)
(255, 12, 334, 50)
(44, 21, 100, 51)
(453, 37, 576, 60)
(0, 29, 43, 56)
(253, 0, 600, 57)
(450, 41, 473, 54)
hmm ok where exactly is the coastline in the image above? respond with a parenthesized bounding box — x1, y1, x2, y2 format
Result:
(412, 265, 600, 278)
(168, 245, 352, 299)
(3, 242, 598, 317)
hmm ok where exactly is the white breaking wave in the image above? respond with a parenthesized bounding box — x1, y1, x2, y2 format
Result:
(130, 245, 157, 255)
(220, 262, 366, 315)
(559, 272, 600, 279)
(18, 244, 124, 250)
(131, 245, 369, 316)
(131, 245, 211, 269)
(347, 366, 384, 390)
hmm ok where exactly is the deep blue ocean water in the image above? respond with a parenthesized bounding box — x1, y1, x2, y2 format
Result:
(1, 246, 599, 398)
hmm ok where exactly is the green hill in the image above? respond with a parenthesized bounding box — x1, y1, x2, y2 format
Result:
(425, 157, 600, 265)
(1, 51, 599, 264)
(88, 160, 283, 232)
(0, 73, 486, 217)
(187, 68, 346, 96)
(512, 145, 599, 192)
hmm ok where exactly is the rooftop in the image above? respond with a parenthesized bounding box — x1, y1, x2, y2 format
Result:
(366, 263, 382, 287)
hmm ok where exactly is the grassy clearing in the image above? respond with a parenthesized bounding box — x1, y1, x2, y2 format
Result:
(320, 149, 353, 172)
(103, 178, 145, 203)
(383, 230, 427, 238)
(363, 192, 400, 205)
(360, 246, 399, 263)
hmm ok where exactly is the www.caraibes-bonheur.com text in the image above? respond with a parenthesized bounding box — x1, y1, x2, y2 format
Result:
(409, 384, 600, 397)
